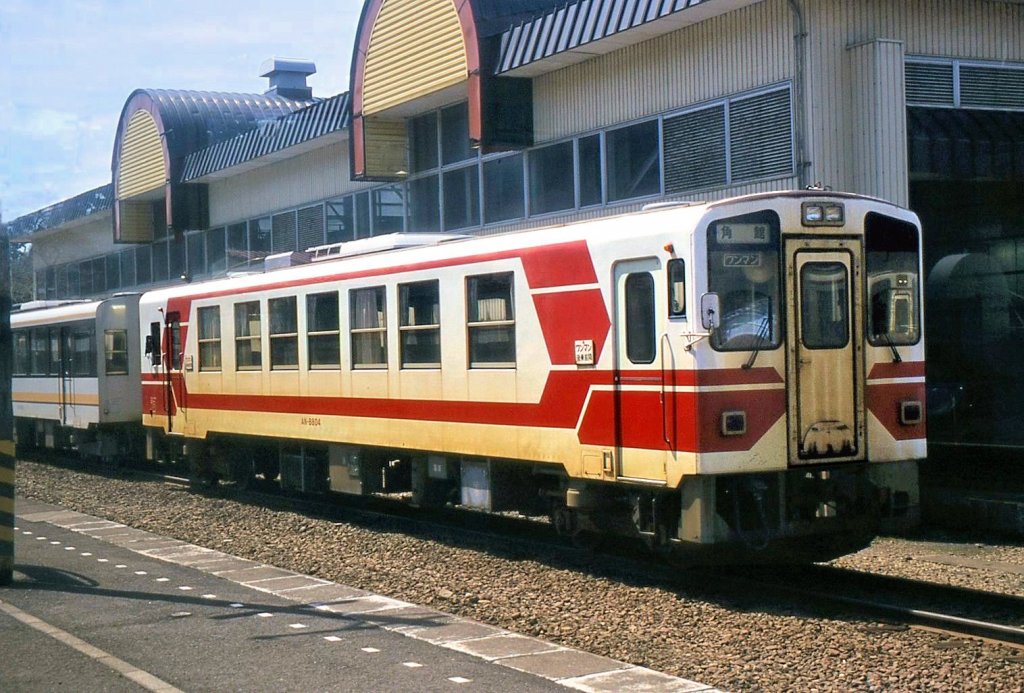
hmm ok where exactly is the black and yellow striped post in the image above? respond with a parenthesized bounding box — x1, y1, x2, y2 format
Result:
(0, 223, 14, 585)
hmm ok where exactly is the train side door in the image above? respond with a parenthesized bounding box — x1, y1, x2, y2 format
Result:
(612, 258, 668, 483)
(164, 313, 183, 430)
(784, 239, 865, 464)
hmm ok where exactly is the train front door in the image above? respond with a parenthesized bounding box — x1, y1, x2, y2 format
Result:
(784, 239, 865, 465)
(612, 259, 668, 484)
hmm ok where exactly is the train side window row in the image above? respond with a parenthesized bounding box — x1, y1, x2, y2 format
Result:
(11, 322, 100, 377)
(193, 272, 515, 373)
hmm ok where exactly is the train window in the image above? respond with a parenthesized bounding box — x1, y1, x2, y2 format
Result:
(13, 330, 30, 376)
(866, 213, 921, 347)
(30, 328, 48, 375)
(48, 328, 60, 375)
(625, 273, 657, 364)
(668, 259, 686, 318)
(800, 262, 850, 349)
(168, 316, 182, 371)
(400, 280, 441, 368)
(351, 287, 387, 369)
(197, 306, 222, 372)
(72, 324, 96, 377)
(307, 292, 340, 369)
(234, 301, 263, 370)
(467, 273, 515, 368)
(269, 297, 299, 370)
(105, 330, 129, 375)
(707, 211, 782, 352)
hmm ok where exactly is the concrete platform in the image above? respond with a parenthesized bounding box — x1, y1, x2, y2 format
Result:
(1, 498, 718, 692)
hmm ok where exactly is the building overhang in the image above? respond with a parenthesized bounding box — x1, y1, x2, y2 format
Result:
(350, 0, 534, 181)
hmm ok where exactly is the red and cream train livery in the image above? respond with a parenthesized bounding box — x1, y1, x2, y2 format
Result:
(139, 192, 925, 560)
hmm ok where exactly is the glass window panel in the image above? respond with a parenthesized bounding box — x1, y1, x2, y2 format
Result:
(410, 112, 439, 173)
(307, 292, 340, 369)
(350, 286, 387, 368)
(248, 217, 272, 266)
(441, 102, 473, 165)
(483, 155, 525, 224)
(169, 238, 185, 280)
(13, 331, 30, 376)
(578, 135, 602, 207)
(227, 222, 247, 269)
(48, 328, 60, 375)
(92, 257, 107, 293)
(152, 242, 169, 283)
(104, 329, 129, 375)
(409, 175, 440, 232)
(467, 273, 515, 368)
(272, 211, 298, 252)
(372, 185, 405, 234)
(197, 306, 222, 371)
(668, 259, 686, 317)
(625, 273, 656, 364)
(120, 249, 136, 288)
(801, 262, 849, 350)
(206, 227, 226, 274)
(234, 301, 262, 370)
(56, 265, 69, 298)
(105, 255, 120, 291)
(354, 192, 371, 239)
(73, 324, 96, 377)
(326, 197, 355, 244)
(606, 120, 661, 202)
(866, 214, 921, 346)
(269, 296, 298, 370)
(443, 166, 480, 230)
(67, 263, 80, 297)
(529, 142, 575, 216)
(400, 280, 440, 367)
(297, 204, 325, 251)
(135, 245, 152, 285)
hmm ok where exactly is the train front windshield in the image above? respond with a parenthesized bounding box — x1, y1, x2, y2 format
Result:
(707, 212, 782, 351)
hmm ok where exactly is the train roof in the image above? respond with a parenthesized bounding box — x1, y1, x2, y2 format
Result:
(11, 293, 142, 327)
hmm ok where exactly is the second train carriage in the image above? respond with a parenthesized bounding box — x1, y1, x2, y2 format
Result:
(11, 294, 143, 460)
(138, 191, 926, 561)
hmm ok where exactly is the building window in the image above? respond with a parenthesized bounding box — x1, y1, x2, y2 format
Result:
(409, 176, 440, 232)
(197, 306, 221, 371)
(326, 197, 355, 244)
(410, 111, 439, 173)
(135, 245, 152, 285)
(529, 142, 575, 216)
(606, 120, 661, 202)
(227, 222, 248, 269)
(350, 286, 387, 369)
(105, 254, 120, 291)
(443, 166, 480, 230)
(269, 297, 298, 370)
(307, 292, 340, 369)
(169, 238, 185, 280)
(234, 301, 262, 370)
(152, 242, 169, 283)
(664, 105, 726, 193)
(467, 273, 515, 368)
(298, 204, 325, 251)
(272, 211, 297, 253)
(577, 134, 603, 207)
(441, 102, 473, 166)
(399, 280, 440, 368)
(207, 227, 226, 274)
(248, 217, 272, 266)
(373, 186, 405, 234)
(483, 154, 525, 224)
(120, 249, 136, 288)
(104, 329, 129, 375)
(625, 273, 656, 364)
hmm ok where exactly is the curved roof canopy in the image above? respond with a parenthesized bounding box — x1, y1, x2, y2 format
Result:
(111, 89, 312, 242)
(350, 0, 560, 180)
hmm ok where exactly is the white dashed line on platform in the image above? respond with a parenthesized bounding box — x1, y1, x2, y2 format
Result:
(402, 662, 424, 668)
(449, 677, 472, 684)
(361, 647, 380, 653)
(324, 636, 343, 642)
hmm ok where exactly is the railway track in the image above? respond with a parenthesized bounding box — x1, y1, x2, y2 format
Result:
(25, 452, 1024, 651)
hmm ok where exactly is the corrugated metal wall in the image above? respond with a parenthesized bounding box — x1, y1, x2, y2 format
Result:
(807, 0, 1024, 195)
(117, 110, 165, 199)
(208, 142, 370, 226)
(362, 0, 467, 116)
(532, 0, 794, 143)
(847, 40, 909, 206)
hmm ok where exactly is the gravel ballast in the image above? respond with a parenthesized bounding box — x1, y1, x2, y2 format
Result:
(14, 461, 1024, 692)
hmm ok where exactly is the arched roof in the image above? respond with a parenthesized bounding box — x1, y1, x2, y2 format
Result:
(111, 89, 313, 241)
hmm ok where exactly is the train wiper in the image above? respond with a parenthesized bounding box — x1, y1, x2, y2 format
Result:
(882, 332, 902, 363)
(743, 315, 771, 370)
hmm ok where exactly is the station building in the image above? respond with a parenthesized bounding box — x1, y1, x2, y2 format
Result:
(4, 0, 1024, 462)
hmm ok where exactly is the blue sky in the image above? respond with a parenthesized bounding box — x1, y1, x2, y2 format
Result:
(0, 0, 362, 222)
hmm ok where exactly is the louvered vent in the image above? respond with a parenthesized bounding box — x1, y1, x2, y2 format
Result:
(729, 89, 793, 183)
(906, 62, 955, 106)
(272, 211, 298, 252)
(663, 105, 726, 193)
(960, 66, 1024, 109)
(298, 204, 325, 251)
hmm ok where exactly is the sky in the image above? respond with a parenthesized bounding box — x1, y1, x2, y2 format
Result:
(0, 0, 363, 222)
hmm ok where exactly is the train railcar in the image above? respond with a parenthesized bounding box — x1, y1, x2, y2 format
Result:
(11, 294, 143, 461)
(139, 191, 926, 562)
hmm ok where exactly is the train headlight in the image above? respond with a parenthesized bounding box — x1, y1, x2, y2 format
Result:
(802, 202, 845, 227)
(900, 400, 923, 426)
(721, 410, 747, 436)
